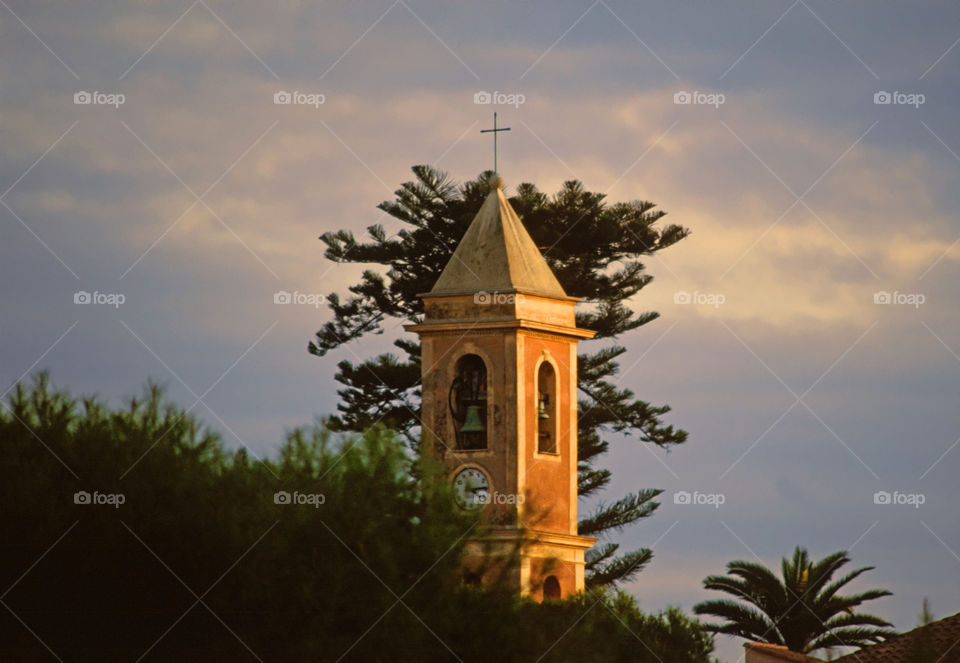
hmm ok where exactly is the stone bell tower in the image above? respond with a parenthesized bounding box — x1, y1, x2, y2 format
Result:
(407, 174, 596, 600)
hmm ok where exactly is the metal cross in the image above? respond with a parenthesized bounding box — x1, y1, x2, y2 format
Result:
(480, 112, 511, 173)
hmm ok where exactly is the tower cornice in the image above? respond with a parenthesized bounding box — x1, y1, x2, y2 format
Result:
(405, 319, 596, 340)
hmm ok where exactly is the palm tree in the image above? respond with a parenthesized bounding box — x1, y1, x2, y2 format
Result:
(693, 546, 896, 655)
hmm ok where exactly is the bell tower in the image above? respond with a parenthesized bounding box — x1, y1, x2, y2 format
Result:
(407, 174, 596, 600)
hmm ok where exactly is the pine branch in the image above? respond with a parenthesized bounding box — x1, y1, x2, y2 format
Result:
(577, 467, 611, 499)
(586, 547, 653, 589)
(578, 489, 662, 536)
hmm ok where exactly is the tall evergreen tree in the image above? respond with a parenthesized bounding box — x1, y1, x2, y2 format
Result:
(309, 165, 690, 588)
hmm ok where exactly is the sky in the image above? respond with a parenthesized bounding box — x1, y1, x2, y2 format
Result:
(1, 1, 959, 660)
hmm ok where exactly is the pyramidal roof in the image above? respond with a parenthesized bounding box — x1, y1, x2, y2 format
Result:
(429, 175, 569, 299)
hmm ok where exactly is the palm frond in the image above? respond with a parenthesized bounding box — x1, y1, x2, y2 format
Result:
(817, 566, 873, 604)
(801, 551, 848, 599)
(693, 598, 782, 644)
(821, 612, 894, 630)
(806, 627, 897, 652)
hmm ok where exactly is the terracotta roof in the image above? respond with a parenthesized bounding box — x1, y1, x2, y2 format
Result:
(428, 175, 568, 299)
(833, 612, 960, 663)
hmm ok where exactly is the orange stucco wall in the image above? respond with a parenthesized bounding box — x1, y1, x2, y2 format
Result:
(418, 326, 578, 535)
(519, 332, 576, 534)
(420, 329, 517, 525)
(411, 292, 595, 599)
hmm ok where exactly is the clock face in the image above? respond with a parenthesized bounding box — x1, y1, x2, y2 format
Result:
(453, 467, 490, 510)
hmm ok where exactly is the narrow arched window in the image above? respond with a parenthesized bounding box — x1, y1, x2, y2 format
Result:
(537, 362, 557, 454)
(449, 354, 487, 450)
(543, 575, 561, 600)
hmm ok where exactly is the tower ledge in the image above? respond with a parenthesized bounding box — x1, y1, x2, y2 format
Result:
(415, 290, 592, 333)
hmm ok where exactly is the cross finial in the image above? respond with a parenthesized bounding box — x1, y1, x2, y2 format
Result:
(480, 112, 511, 173)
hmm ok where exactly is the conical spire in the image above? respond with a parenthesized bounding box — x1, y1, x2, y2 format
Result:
(429, 175, 568, 299)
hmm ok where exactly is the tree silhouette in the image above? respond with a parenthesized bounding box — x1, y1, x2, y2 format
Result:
(0, 373, 715, 662)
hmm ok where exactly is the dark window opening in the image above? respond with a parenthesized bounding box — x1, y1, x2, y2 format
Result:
(537, 362, 557, 454)
(543, 575, 561, 600)
(462, 571, 482, 587)
(449, 354, 488, 450)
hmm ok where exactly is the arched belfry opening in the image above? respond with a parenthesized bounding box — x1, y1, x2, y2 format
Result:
(449, 354, 487, 450)
(537, 361, 557, 454)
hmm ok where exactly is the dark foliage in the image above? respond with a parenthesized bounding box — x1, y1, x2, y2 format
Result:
(0, 375, 714, 662)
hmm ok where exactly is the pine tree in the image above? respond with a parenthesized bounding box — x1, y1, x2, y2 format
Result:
(309, 165, 690, 588)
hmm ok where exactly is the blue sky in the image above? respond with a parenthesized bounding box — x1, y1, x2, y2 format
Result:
(2, 2, 959, 660)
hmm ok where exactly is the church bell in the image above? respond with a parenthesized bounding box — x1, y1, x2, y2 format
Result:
(459, 404, 486, 434)
(538, 394, 550, 419)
